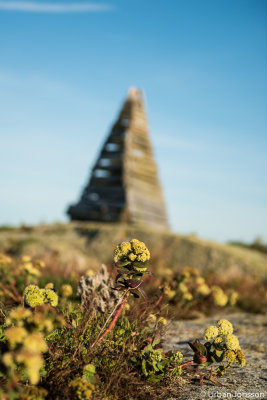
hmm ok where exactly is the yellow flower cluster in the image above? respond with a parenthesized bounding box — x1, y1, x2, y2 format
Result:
(224, 350, 236, 364)
(23, 261, 40, 276)
(6, 306, 31, 326)
(24, 333, 48, 352)
(24, 284, 58, 308)
(223, 343, 245, 366)
(20, 255, 45, 276)
(172, 267, 238, 309)
(202, 319, 245, 368)
(0, 253, 12, 264)
(5, 327, 28, 348)
(182, 266, 199, 278)
(236, 349, 246, 367)
(147, 313, 157, 322)
(157, 317, 167, 325)
(214, 336, 224, 344)
(61, 284, 73, 297)
(6, 305, 64, 334)
(203, 325, 219, 340)
(175, 267, 211, 303)
(3, 327, 47, 384)
(172, 351, 183, 364)
(42, 288, 58, 307)
(163, 285, 176, 299)
(16, 350, 44, 385)
(225, 334, 240, 351)
(28, 310, 54, 332)
(69, 377, 95, 399)
(222, 346, 245, 367)
(203, 320, 238, 346)
(228, 290, 239, 306)
(147, 314, 167, 325)
(45, 282, 54, 289)
(178, 282, 188, 294)
(211, 286, 228, 307)
(24, 285, 44, 307)
(114, 239, 150, 271)
(85, 269, 95, 276)
(217, 319, 233, 335)
(3, 305, 65, 386)
(183, 292, 193, 301)
(3, 349, 43, 382)
(196, 283, 211, 296)
(22, 255, 31, 262)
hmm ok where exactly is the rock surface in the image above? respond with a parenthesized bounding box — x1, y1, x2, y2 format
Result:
(163, 313, 267, 400)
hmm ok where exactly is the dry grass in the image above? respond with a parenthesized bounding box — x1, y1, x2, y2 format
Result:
(0, 222, 266, 281)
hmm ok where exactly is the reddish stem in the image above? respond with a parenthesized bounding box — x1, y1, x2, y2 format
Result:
(180, 360, 194, 368)
(154, 294, 164, 308)
(95, 292, 129, 345)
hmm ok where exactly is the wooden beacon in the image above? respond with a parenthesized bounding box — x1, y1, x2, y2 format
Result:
(67, 87, 169, 230)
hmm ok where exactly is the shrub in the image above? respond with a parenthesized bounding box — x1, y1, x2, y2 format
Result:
(0, 240, 248, 399)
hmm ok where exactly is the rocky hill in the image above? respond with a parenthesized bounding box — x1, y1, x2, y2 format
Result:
(0, 222, 266, 280)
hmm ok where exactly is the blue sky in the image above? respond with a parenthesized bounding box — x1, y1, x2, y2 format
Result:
(0, 0, 266, 243)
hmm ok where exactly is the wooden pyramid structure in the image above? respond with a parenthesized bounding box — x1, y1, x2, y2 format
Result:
(67, 87, 169, 230)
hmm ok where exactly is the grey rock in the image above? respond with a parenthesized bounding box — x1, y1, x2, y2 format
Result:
(163, 313, 267, 399)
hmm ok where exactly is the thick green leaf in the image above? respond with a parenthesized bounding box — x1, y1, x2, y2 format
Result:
(133, 260, 149, 268)
(148, 375, 161, 382)
(117, 260, 131, 267)
(141, 359, 148, 376)
(152, 333, 161, 347)
(152, 361, 159, 371)
(145, 344, 153, 352)
(188, 341, 207, 356)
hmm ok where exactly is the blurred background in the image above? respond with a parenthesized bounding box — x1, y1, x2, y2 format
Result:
(0, 0, 266, 243)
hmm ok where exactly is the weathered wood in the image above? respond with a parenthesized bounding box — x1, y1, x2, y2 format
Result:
(67, 87, 169, 230)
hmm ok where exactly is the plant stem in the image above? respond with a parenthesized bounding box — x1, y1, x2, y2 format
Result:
(91, 292, 125, 347)
(180, 360, 194, 368)
(95, 291, 130, 346)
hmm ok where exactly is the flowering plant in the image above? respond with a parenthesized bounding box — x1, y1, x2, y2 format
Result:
(94, 239, 151, 345)
(183, 319, 246, 385)
(113, 239, 152, 300)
